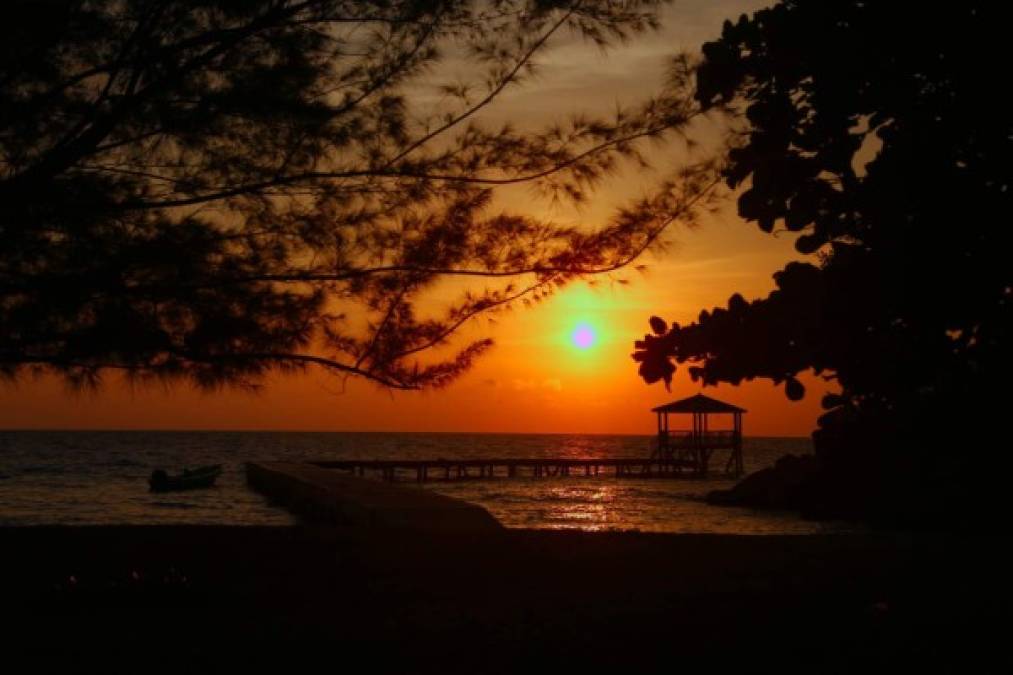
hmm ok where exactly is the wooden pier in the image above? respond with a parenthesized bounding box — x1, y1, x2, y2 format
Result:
(310, 457, 704, 482)
(308, 394, 748, 483)
(302, 394, 748, 484)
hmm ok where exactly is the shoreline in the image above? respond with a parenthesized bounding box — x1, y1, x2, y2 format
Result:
(3, 525, 1009, 671)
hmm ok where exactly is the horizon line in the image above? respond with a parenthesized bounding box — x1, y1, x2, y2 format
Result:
(0, 427, 814, 438)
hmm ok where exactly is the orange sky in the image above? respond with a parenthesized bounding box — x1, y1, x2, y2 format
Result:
(0, 1, 832, 436)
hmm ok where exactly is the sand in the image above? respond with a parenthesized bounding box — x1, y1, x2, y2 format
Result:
(3, 526, 1011, 672)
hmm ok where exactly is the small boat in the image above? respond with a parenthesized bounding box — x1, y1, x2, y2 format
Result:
(148, 464, 223, 492)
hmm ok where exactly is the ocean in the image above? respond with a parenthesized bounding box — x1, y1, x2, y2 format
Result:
(0, 431, 858, 533)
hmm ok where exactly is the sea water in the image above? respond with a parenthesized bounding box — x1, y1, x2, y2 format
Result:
(0, 431, 857, 533)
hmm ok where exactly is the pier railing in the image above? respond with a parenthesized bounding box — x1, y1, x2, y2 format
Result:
(658, 430, 738, 449)
(310, 451, 743, 483)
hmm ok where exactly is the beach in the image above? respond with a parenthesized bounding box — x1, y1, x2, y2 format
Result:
(4, 525, 1009, 672)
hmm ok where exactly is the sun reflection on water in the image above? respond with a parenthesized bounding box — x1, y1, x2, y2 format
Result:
(535, 483, 620, 531)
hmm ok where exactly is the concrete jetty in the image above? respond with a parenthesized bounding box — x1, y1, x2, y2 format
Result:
(246, 462, 502, 532)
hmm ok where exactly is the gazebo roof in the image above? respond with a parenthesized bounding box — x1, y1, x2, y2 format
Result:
(651, 393, 747, 414)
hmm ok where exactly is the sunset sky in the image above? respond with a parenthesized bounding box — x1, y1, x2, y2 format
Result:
(0, 0, 832, 436)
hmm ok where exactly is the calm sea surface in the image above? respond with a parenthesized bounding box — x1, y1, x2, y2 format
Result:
(0, 431, 857, 533)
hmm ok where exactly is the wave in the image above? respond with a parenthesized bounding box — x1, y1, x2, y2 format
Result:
(103, 458, 146, 468)
(18, 465, 68, 475)
(149, 501, 200, 510)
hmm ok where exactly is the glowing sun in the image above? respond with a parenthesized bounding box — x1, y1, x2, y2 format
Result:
(570, 323, 596, 349)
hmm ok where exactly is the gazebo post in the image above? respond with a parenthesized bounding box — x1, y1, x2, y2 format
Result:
(693, 412, 703, 476)
(701, 412, 709, 477)
(737, 411, 744, 475)
(657, 411, 671, 461)
(656, 411, 665, 460)
(664, 412, 671, 460)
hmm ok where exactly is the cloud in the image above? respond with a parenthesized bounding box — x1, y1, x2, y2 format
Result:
(541, 378, 563, 392)
(512, 378, 563, 392)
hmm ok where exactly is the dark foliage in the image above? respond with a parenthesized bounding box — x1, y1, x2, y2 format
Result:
(634, 1, 1012, 524)
(1, 0, 716, 390)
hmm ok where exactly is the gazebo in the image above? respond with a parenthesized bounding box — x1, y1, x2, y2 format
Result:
(651, 393, 746, 477)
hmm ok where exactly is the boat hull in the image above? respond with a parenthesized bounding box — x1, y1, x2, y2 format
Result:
(149, 465, 222, 493)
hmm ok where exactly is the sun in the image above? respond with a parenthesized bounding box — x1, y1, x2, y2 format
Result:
(570, 323, 596, 350)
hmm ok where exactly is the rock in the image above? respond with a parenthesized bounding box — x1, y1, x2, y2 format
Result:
(707, 454, 819, 510)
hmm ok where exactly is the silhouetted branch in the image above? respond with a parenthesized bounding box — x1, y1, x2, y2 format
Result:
(1, 0, 714, 391)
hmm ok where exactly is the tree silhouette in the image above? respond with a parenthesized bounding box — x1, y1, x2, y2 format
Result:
(1, 0, 716, 390)
(634, 1, 1011, 522)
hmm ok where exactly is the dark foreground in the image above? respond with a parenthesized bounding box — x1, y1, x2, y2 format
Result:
(3, 527, 1010, 673)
